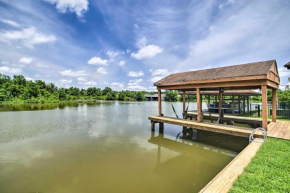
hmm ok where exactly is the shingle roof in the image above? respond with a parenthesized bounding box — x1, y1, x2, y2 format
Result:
(284, 61, 290, 69)
(154, 60, 275, 86)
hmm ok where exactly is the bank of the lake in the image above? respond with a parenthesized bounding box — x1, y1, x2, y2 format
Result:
(229, 138, 290, 193)
(0, 101, 248, 192)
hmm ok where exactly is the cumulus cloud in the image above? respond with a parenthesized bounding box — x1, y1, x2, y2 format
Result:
(19, 57, 33, 64)
(0, 66, 22, 74)
(0, 26, 56, 49)
(88, 57, 108, 65)
(151, 69, 168, 76)
(127, 79, 146, 91)
(59, 69, 87, 77)
(35, 63, 49, 68)
(151, 76, 166, 83)
(44, 0, 89, 18)
(131, 45, 163, 60)
(119, 61, 125, 66)
(0, 18, 20, 28)
(127, 71, 144, 77)
(110, 82, 124, 90)
(106, 50, 123, 58)
(77, 77, 87, 82)
(83, 81, 97, 86)
(58, 79, 72, 84)
(97, 67, 107, 74)
(278, 67, 290, 77)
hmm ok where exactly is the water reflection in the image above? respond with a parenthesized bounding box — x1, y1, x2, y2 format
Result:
(0, 101, 247, 193)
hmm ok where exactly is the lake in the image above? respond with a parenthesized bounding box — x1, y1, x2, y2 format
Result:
(0, 101, 248, 192)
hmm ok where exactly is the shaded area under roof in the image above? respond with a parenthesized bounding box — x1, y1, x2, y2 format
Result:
(184, 89, 260, 96)
(155, 60, 275, 86)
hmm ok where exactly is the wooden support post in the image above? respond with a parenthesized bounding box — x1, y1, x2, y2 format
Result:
(218, 89, 223, 115)
(215, 95, 217, 108)
(247, 96, 250, 113)
(158, 89, 162, 116)
(232, 95, 235, 115)
(183, 91, 186, 114)
(272, 88, 277, 122)
(238, 96, 241, 114)
(159, 122, 164, 133)
(208, 95, 210, 107)
(243, 96, 246, 113)
(197, 88, 203, 122)
(218, 89, 224, 124)
(261, 85, 268, 129)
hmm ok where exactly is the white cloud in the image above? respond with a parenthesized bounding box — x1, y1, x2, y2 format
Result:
(128, 79, 143, 86)
(119, 61, 125, 66)
(0, 27, 56, 49)
(106, 50, 122, 58)
(19, 57, 33, 64)
(0, 18, 20, 28)
(35, 63, 49, 68)
(136, 37, 148, 48)
(58, 79, 72, 84)
(278, 67, 290, 77)
(127, 79, 146, 91)
(0, 66, 22, 74)
(59, 70, 87, 77)
(83, 81, 97, 86)
(131, 45, 163, 60)
(127, 71, 144, 77)
(1, 61, 9, 65)
(25, 77, 34, 81)
(97, 67, 107, 74)
(127, 85, 146, 91)
(44, 0, 89, 18)
(77, 77, 87, 82)
(150, 76, 164, 83)
(110, 82, 124, 90)
(151, 69, 168, 76)
(88, 57, 108, 65)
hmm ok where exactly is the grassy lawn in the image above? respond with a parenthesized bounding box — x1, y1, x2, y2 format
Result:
(229, 138, 290, 193)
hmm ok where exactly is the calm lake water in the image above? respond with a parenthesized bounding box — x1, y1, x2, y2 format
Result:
(0, 101, 248, 193)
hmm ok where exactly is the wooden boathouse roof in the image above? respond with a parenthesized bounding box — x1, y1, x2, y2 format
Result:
(284, 61, 290, 69)
(154, 60, 280, 90)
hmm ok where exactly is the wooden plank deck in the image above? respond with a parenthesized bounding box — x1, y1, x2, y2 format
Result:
(149, 116, 260, 138)
(267, 121, 290, 140)
(186, 111, 271, 125)
(199, 138, 264, 193)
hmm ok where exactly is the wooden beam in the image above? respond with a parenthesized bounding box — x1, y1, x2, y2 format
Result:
(158, 89, 162, 116)
(272, 88, 277, 122)
(157, 79, 267, 90)
(243, 96, 246, 113)
(197, 88, 203, 122)
(183, 91, 186, 114)
(261, 85, 268, 128)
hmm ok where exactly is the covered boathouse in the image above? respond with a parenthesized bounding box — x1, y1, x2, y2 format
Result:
(150, 60, 280, 133)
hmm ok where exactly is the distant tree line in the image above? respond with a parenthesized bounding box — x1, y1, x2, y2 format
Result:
(0, 74, 149, 103)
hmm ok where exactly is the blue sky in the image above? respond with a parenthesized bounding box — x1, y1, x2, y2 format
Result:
(0, 0, 290, 91)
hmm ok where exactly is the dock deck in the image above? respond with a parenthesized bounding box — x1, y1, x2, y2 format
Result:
(199, 138, 264, 193)
(185, 111, 271, 126)
(149, 116, 259, 138)
(267, 121, 290, 139)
